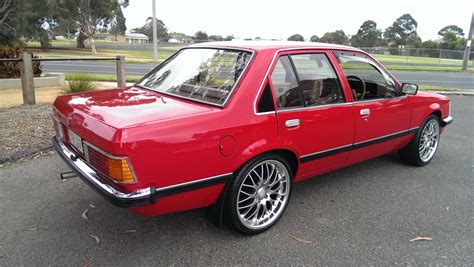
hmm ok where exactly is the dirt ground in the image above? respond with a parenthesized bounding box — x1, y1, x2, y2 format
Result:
(0, 82, 130, 108)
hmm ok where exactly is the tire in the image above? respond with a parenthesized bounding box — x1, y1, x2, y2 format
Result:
(399, 114, 441, 166)
(226, 153, 292, 235)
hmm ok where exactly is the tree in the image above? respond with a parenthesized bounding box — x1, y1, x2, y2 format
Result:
(0, 0, 12, 26)
(287, 34, 304, 41)
(350, 20, 384, 47)
(319, 30, 348, 45)
(224, 35, 234, 41)
(383, 14, 418, 47)
(54, 17, 77, 39)
(208, 35, 223, 41)
(439, 31, 467, 50)
(194, 31, 208, 42)
(132, 17, 170, 41)
(109, 5, 127, 40)
(0, 0, 55, 48)
(438, 25, 464, 38)
(310, 35, 320, 42)
(56, 0, 119, 53)
(406, 35, 422, 47)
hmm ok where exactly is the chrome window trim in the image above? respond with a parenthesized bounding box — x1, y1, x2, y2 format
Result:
(334, 51, 403, 100)
(137, 47, 255, 108)
(353, 95, 408, 104)
(253, 47, 352, 116)
(277, 102, 353, 113)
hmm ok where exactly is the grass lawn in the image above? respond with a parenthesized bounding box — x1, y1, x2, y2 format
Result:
(29, 48, 173, 64)
(63, 73, 142, 83)
(418, 85, 470, 91)
(384, 65, 474, 73)
(373, 54, 473, 67)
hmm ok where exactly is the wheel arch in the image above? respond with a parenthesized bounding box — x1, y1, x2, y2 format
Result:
(206, 148, 299, 227)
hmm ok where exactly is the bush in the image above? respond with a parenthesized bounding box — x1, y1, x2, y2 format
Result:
(66, 73, 96, 93)
(0, 47, 42, 78)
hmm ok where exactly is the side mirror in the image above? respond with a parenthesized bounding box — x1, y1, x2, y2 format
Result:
(401, 83, 418, 95)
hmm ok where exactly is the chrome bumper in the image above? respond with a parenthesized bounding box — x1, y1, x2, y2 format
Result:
(52, 136, 155, 208)
(442, 116, 454, 127)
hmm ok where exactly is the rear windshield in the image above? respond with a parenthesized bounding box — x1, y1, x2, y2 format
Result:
(137, 48, 252, 106)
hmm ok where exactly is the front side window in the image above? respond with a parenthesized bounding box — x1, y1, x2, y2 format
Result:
(335, 52, 396, 101)
(138, 48, 252, 106)
(270, 56, 303, 108)
(290, 53, 345, 106)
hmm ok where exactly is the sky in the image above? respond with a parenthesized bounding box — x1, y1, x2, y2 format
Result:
(123, 0, 474, 41)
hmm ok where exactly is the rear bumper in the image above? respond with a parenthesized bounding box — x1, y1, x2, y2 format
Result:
(52, 136, 232, 208)
(441, 116, 454, 127)
(52, 136, 155, 208)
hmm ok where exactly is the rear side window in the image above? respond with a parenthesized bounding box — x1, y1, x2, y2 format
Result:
(290, 54, 345, 106)
(270, 56, 303, 109)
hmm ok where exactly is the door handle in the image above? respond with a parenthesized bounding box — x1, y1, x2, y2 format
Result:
(360, 108, 370, 116)
(285, 119, 300, 128)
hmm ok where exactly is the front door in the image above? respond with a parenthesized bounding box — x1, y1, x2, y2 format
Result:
(270, 51, 355, 181)
(335, 51, 411, 163)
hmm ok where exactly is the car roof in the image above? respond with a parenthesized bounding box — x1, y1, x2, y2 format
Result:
(188, 40, 362, 53)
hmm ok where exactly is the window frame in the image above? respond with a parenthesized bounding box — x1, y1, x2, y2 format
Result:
(333, 50, 404, 102)
(268, 50, 349, 111)
(135, 46, 255, 108)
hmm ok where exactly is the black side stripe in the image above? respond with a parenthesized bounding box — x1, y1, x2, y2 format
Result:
(300, 127, 419, 163)
(153, 173, 232, 198)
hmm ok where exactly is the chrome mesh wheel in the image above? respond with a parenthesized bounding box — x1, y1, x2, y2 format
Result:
(236, 160, 290, 230)
(419, 119, 440, 163)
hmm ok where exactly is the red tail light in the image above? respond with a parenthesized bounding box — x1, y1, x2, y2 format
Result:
(85, 144, 136, 184)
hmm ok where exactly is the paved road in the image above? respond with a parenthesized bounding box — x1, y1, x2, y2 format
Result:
(42, 61, 474, 89)
(0, 96, 472, 265)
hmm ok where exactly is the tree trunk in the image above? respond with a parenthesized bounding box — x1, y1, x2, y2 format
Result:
(90, 37, 97, 55)
(77, 32, 86, 48)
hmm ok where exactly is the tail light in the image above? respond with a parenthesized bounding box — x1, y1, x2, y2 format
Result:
(85, 143, 136, 184)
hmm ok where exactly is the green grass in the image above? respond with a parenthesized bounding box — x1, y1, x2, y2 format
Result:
(374, 54, 473, 66)
(418, 85, 466, 92)
(26, 39, 181, 63)
(65, 73, 96, 93)
(64, 73, 142, 83)
(28, 48, 173, 64)
(385, 65, 474, 73)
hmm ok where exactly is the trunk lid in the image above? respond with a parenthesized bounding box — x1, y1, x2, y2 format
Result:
(54, 86, 216, 129)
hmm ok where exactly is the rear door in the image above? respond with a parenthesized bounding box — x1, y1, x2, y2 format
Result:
(270, 50, 355, 180)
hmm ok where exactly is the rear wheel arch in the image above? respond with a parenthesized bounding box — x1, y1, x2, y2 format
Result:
(207, 148, 299, 227)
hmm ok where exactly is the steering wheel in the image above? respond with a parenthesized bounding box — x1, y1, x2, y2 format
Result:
(346, 75, 366, 101)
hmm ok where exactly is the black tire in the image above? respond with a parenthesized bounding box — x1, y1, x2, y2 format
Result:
(399, 114, 440, 166)
(226, 153, 292, 235)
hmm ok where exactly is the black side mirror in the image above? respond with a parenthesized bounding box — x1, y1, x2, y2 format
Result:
(401, 83, 418, 95)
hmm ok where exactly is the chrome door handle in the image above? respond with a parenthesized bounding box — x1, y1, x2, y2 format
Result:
(285, 119, 300, 128)
(360, 108, 370, 116)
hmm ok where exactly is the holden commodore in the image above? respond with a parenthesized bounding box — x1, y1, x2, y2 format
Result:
(52, 41, 453, 234)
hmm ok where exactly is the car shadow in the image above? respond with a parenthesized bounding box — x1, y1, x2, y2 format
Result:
(34, 151, 415, 263)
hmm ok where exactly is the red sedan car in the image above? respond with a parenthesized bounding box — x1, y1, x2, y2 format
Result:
(52, 41, 453, 234)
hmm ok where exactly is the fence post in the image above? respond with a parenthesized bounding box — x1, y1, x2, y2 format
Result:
(20, 53, 36, 105)
(116, 55, 126, 88)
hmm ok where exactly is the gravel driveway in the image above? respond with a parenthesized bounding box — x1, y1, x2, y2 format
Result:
(0, 103, 54, 163)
